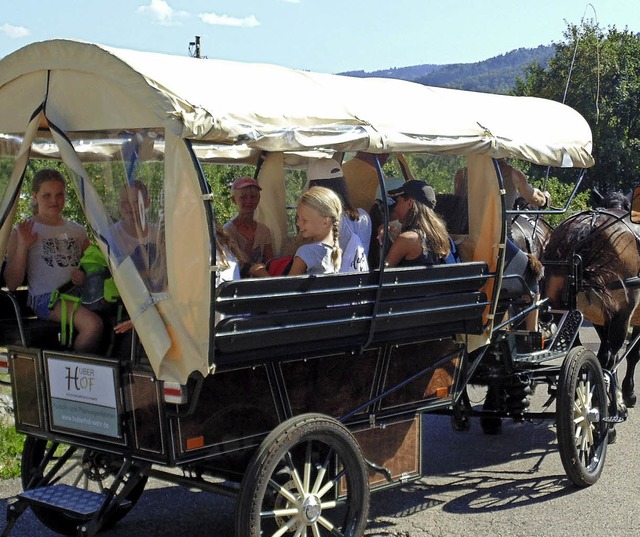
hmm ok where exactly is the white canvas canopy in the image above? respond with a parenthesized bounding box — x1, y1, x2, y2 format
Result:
(0, 40, 594, 384)
(0, 39, 593, 166)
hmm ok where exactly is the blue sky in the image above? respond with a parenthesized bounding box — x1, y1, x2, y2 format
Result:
(1, 1, 639, 73)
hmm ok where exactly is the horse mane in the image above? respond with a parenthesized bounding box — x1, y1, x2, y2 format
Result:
(544, 212, 597, 262)
(602, 190, 631, 211)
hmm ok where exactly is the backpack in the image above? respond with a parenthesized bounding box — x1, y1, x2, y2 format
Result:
(266, 255, 294, 276)
(80, 245, 120, 312)
(443, 238, 461, 264)
(47, 281, 83, 347)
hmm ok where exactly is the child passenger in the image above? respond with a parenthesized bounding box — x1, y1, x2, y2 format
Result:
(111, 180, 165, 291)
(249, 186, 342, 277)
(307, 159, 370, 272)
(3, 168, 103, 352)
(384, 180, 458, 267)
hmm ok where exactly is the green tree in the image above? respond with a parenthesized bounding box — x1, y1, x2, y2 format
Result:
(201, 163, 256, 225)
(513, 22, 640, 194)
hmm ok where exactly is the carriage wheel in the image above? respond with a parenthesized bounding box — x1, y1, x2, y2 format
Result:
(556, 346, 608, 487)
(235, 413, 370, 537)
(21, 436, 148, 536)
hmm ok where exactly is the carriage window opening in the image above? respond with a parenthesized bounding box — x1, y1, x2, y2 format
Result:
(62, 130, 168, 295)
(0, 140, 20, 199)
(284, 167, 306, 237)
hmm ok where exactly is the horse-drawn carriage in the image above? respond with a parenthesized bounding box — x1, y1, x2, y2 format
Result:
(0, 40, 614, 536)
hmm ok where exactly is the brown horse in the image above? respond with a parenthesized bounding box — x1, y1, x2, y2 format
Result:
(543, 206, 640, 408)
(510, 197, 553, 260)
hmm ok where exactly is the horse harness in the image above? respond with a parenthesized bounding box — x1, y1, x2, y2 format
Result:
(511, 213, 549, 256)
(586, 209, 640, 291)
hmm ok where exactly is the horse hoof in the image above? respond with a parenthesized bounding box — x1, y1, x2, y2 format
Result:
(451, 414, 471, 433)
(608, 426, 617, 445)
(623, 392, 637, 408)
(480, 416, 502, 435)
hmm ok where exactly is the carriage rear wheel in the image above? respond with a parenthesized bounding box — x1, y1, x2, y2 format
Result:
(556, 346, 608, 487)
(21, 436, 148, 536)
(235, 413, 370, 537)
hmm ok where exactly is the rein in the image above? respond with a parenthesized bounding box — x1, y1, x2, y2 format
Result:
(560, 208, 640, 255)
(547, 209, 640, 297)
(584, 209, 640, 290)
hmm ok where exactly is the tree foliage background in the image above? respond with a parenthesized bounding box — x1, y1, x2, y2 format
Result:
(513, 21, 640, 195)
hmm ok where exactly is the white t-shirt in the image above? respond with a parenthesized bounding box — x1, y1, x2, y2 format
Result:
(340, 232, 368, 273)
(339, 210, 370, 272)
(340, 209, 372, 256)
(214, 246, 240, 325)
(26, 219, 88, 296)
(110, 220, 167, 292)
(295, 242, 337, 275)
(111, 221, 159, 262)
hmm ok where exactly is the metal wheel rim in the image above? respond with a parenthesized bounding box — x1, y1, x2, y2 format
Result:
(573, 365, 604, 470)
(260, 439, 347, 535)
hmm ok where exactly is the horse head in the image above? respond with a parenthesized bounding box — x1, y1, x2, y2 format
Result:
(602, 190, 631, 211)
(510, 197, 553, 260)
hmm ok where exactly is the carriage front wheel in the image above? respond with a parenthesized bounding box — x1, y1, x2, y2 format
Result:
(235, 413, 370, 537)
(556, 346, 608, 487)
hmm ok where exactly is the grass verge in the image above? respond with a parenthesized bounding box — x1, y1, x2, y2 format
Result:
(0, 421, 24, 479)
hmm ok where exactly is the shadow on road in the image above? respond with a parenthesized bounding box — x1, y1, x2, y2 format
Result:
(368, 413, 578, 530)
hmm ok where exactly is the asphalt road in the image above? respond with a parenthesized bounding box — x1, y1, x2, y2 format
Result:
(1, 326, 639, 537)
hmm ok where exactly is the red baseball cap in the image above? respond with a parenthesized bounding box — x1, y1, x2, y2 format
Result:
(230, 176, 261, 190)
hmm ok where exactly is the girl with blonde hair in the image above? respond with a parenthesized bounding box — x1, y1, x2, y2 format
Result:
(250, 186, 342, 276)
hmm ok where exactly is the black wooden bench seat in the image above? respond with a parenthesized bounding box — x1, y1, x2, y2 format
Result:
(0, 288, 60, 348)
(214, 262, 491, 366)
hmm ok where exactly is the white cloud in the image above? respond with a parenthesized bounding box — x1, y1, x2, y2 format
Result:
(198, 13, 260, 28)
(0, 24, 30, 38)
(137, 0, 188, 26)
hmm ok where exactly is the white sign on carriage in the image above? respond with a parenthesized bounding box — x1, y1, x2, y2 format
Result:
(46, 356, 120, 438)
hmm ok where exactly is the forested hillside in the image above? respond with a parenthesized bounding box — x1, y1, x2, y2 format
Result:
(341, 45, 554, 93)
(341, 64, 441, 82)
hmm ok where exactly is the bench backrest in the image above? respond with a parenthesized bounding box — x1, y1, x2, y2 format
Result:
(214, 262, 490, 366)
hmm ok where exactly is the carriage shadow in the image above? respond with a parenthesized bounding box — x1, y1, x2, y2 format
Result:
(368, 413, 574, 526)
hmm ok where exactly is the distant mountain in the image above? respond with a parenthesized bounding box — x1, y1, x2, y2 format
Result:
(340, 45, 554, 94)
(341, 64, 441, 82)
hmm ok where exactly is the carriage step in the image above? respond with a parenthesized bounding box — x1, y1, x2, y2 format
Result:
(19, 484, 112, 519)
(603, 415, 627, 424)
(513, 310, 583, 363)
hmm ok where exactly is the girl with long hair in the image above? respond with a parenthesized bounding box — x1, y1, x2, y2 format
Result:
(385, 180, 456, 267)
(307, 158, 370, 272)
(4, 168, 103, 351)
(250, 186, 342, 276)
